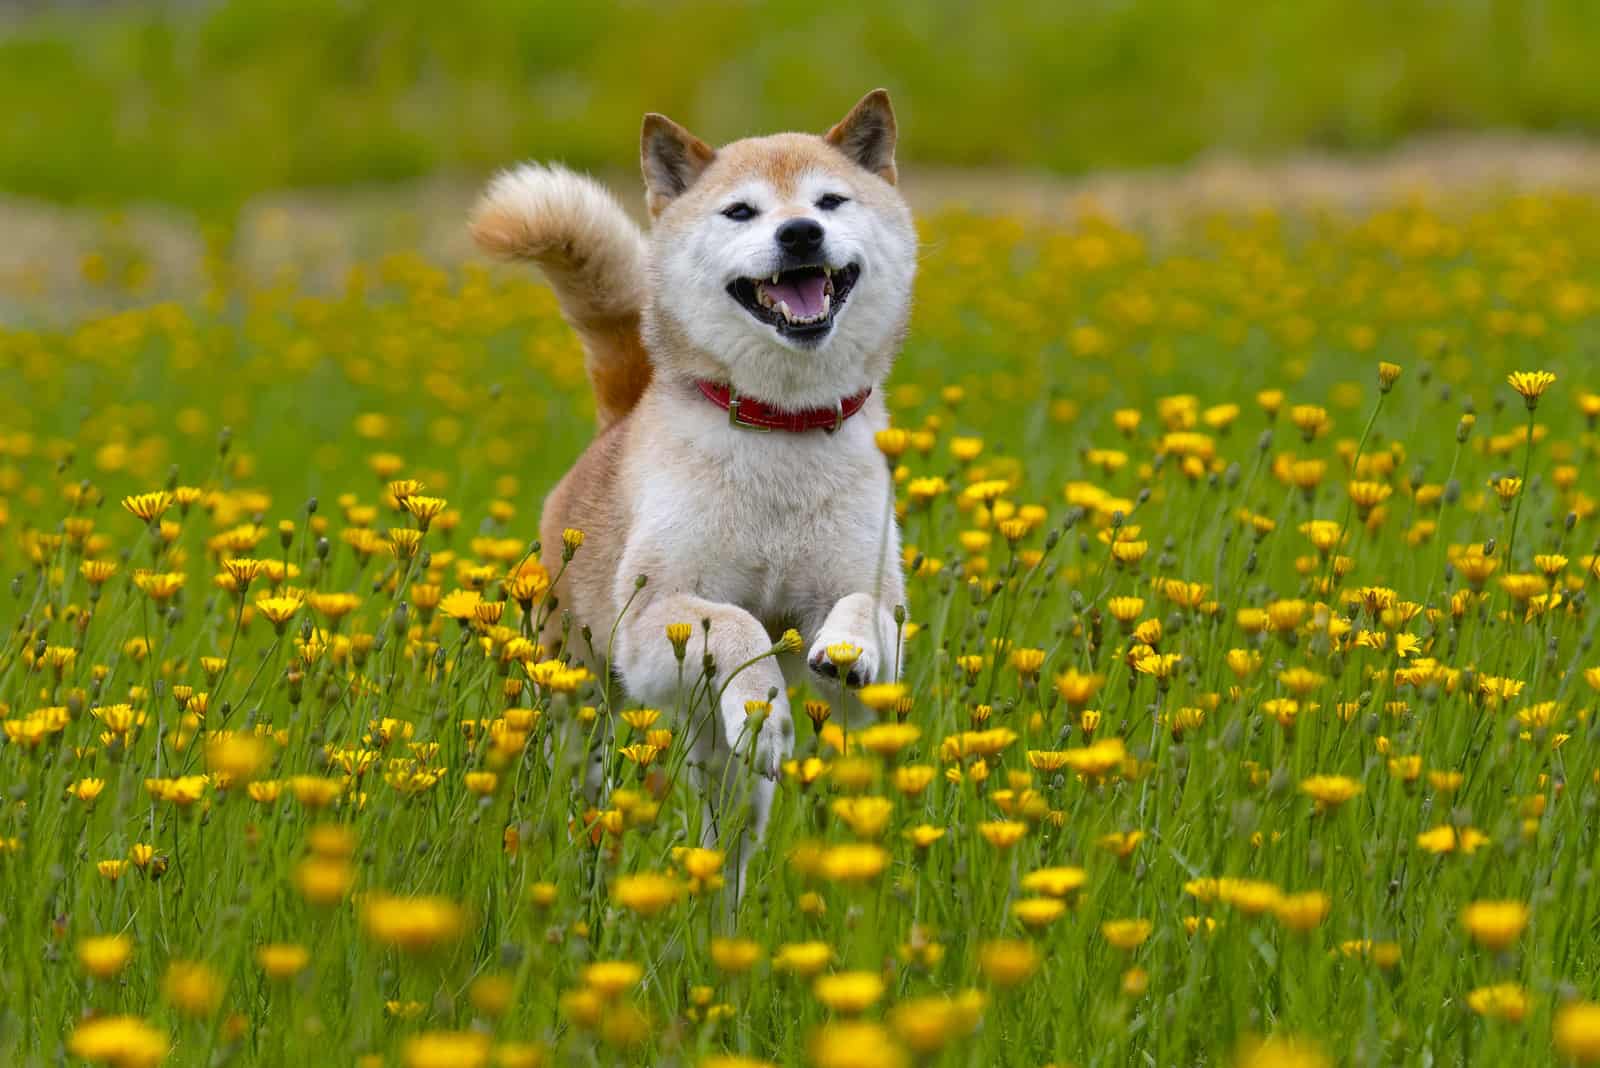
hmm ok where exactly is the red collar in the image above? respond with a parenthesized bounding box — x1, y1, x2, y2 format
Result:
(696, 381, 872, 433)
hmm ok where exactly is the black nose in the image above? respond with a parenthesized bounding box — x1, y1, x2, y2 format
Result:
(776, 217, 824, 258)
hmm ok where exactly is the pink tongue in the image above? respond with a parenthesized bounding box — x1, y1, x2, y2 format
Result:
(763, 274, 828, 318)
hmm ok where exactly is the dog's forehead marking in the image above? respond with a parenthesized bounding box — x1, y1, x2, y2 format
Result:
(702, 135, 854, 200)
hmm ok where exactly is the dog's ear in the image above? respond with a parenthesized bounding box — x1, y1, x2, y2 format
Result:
(825, 89, 898, 185)
(641, 113, 716, 216)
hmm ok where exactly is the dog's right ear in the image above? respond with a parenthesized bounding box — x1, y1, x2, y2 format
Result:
(641, 114, 715, 217)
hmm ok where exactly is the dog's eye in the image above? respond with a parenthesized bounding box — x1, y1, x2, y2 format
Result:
(720, 202, 757, 221)
(816, 193, 849, 211)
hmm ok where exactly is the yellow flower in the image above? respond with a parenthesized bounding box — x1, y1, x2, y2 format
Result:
(710, 937, 763, 974)
(978, 820, 1028, 849)
(1101, 918, 1154, 950)
(1021, 866, 1087, 898)
(832, 796, 896, 838)
(1377, 361, 1403, 392)
(1555, 1001, 1600, 1063)
(77, 934, 134, 979)
(1012, 896, 1067, 928)
(611, 872, 684, 916)
(162, 959, 224, 1017)
(67, 1015, 169, 1068)
(1506, 369, 1557, 408)
(813, 970, 885, 1014)
(1052, 668, 1104, 707)
(773, 941, 834, 976)
(1460, 899, 1528, 950)
(1235, 1035, 1331, 1068)
(1096, 830, 1144, 858)
(121, 491, 174, 523)
(856, 682, 907, 714)
(256, 942, 311, 980)
(1299, 774, 1362, 808)
(1490, 476, 1523, 504)
(887, 992, 984, 1055)
(403, 494, 449, 530)
(362, 894, 466, 952)
(817, 843, 889, 883)
(824, 642, 862, 668)
(1272, 891, 1330, 932)
(978, 938, 1039, 987)
(403, 1030, 492, 1068)
(69, 777, 106, 804)
(1466, 982, 1528, 1022)
(808, 1022, 907, 1068)
(582, 960, 643, 998)
(254, 592, 304, 629)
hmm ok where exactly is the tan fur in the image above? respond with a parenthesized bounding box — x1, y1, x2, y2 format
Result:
(470, 164, 652, 427)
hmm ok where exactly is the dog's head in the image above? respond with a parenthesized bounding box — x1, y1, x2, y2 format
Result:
(639, 90, 916, 409)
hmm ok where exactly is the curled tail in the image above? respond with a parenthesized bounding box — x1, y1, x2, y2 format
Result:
(470, 164, 652, 428)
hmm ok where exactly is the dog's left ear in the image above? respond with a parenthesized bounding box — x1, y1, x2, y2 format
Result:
(825, 89, 898, 185)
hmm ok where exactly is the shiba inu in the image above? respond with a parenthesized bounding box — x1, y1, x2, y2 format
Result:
(470, 90, 914, 878)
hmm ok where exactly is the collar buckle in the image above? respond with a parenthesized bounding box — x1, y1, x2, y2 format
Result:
(727, 388, 772, 433)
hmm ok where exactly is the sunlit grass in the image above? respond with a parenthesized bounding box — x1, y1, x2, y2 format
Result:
(4, 192, 1600, 1066)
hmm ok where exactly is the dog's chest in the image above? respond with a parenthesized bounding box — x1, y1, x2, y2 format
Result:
(628, 421, 890, 611)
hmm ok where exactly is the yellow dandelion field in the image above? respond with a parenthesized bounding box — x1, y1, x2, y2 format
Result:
(7, 189, 1600, 1067)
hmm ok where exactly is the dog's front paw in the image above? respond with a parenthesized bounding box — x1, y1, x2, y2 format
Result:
(723, 693, 794, 780)
(807, 636, 881, 689)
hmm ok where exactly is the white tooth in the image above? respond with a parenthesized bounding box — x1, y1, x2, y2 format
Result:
(777, 301, 792, 321)
(822, 293, 831, 315)
(772, 272, 781, 285)
(824, 265, 832, 277)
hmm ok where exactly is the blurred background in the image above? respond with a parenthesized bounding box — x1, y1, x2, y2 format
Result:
(5, 0, 1600, 213)
(9, 0, 1600, 330)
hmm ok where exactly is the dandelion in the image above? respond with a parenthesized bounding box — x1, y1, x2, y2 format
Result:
(773, 941, 835, 976)
(162, 960, 224, 1017)
(978, 939, 1039, 987)
(1466, 983, 1528, 1022)
(611, 872, 684, 916)
(402, 1031, 492, 1068)
(67, 1015, 169, 1068)
(1461, 900, 1528, 950)
(1299, 774, 1362, 808)
(362, 895, 465, 951)
(256, 942, 311, 980)
(1556, 1002, 1600, 1063)
(1101, 918, 1154, 950)
(121, 491, 174, 523)
(808, 1022, 907, 1068)
(77, 934, 134, 978)
(1507, 370, 1557, 409)
(813, 971, 885, 1014)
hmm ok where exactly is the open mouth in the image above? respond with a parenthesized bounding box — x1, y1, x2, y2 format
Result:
(726, 263, 860, 343)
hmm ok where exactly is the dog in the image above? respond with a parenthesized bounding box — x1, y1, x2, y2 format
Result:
(469, 90, 914, 881)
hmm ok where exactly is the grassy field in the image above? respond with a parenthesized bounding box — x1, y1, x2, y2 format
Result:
(8, 0, 1600, 211)
(5, 188, 1600, 1067)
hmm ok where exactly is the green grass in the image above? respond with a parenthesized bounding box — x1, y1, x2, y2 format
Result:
(7, 0, 1600, 212)
(4, 192, 1600, 1066)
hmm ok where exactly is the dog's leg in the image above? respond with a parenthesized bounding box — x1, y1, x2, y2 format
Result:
(614, 593, 794, 778)
(614, 593, 790, 909)
(694, 762, 777, 907)
(806, 591, 902, 689)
